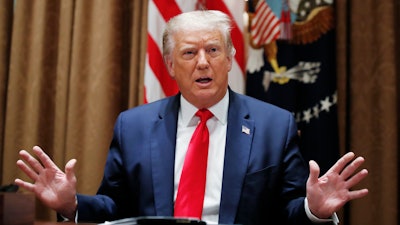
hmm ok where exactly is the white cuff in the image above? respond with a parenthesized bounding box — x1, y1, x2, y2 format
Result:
(304, 197, 339, 225)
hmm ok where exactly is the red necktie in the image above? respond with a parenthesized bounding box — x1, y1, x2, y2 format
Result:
(174, 109, 213, 219)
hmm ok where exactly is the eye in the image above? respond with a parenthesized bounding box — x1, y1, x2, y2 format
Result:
(184, 50, 194, 55)
(182, 50, 196, 59)
(207, 46, 221, 56)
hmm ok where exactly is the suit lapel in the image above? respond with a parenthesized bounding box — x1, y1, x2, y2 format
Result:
(150, 95, 180, 216)
(219, 91, 254, 224)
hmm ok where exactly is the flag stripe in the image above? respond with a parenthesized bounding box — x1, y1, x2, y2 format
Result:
(144, 55, 166, 103)
(250, 0, 280, 46)
(147, 34, 179, 97)
(153, 0, 182, 21)
(252, 10, 276, 43)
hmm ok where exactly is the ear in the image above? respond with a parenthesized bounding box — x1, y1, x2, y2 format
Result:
(226, 55, 233, 72)
(164, 55, 175, 79)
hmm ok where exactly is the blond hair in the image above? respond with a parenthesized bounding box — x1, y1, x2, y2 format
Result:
(162, 10, 236, 60)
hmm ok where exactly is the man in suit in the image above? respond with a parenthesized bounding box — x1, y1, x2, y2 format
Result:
(15, 10, 368, 225)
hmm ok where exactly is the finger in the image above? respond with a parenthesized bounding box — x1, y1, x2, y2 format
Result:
(326, 152, 355, 174)
(340, 156, 365, 179)
(348, 188, 369, 201)
(16, 159, 38, 181)
(65, 159, 77, 182)
(14, 178, 35, 192)
(307, 160, 320, 185)
(32, 146, 59, 169)
(19, 150, 44, 174)
(345, 169, 368, 189)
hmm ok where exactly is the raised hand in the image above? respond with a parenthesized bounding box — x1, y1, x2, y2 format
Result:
(14, 146, 78, 220)
(306, 152, 369, 219)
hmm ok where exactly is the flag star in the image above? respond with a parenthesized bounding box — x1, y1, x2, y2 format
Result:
(303, 109, 313, 123)
(313, 105, 320, 118)
(320, 97, 332, 112)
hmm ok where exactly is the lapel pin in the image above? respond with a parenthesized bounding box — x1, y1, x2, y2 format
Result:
(242, 125, 250, 135)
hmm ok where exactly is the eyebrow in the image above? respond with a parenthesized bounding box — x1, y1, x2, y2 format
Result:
(179, 40, 223, 49)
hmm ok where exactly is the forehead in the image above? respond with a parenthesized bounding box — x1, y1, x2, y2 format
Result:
(173, 29, 224, 46)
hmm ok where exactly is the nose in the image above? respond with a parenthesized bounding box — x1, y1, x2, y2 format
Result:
(196, 49, 209, 70)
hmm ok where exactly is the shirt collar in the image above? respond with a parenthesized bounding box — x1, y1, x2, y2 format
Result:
(180, 90, 229, 127)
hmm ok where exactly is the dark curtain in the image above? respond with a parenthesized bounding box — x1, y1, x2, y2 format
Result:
(336, 0, 399, 224)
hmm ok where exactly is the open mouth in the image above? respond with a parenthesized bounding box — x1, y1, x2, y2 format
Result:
(196, 77, 212, 83)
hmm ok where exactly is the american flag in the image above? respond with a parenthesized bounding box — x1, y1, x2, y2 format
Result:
(144, 0, 245, 103)
(250, 0, 281, 46)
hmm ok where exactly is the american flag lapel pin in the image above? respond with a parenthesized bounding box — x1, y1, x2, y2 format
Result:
(242, 125, 250, 135)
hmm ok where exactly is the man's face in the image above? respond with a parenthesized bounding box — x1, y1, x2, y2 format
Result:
(166, 29, 232, 109)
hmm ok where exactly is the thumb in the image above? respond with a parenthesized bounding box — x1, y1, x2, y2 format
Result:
(65, 159, 77, 182)
(307, 160, 320, 185)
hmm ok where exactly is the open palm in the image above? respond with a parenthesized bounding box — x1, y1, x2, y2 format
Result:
(306, 152, 369, 218)
(15, 146, 78, 219)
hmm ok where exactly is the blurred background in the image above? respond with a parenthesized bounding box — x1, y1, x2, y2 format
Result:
(0, 0, 399, 224)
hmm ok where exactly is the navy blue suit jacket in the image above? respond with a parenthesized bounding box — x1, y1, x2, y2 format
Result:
(76, 90, 315, 225)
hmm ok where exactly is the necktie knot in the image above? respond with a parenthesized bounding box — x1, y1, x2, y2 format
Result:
(196, 109, 213, 123)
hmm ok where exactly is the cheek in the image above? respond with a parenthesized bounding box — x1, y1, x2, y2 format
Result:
(176, 62, 196, 76)
(216, 59, 231, 74)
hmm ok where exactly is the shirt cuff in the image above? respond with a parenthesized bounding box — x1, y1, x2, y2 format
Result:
(304, 197, 339, 224)
(60, 208, 78, 223)
(59, 196, 79, 223)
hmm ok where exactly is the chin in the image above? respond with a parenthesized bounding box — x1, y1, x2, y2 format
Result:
(194, 91, 222, 107)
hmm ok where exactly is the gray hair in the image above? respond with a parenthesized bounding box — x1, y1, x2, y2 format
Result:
(162, 10, 236, 60)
